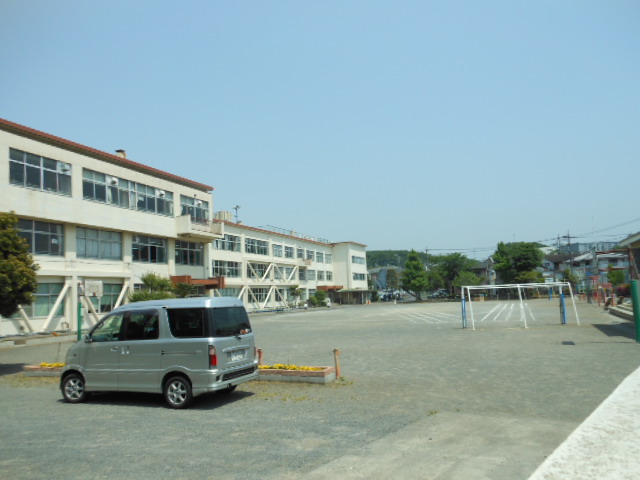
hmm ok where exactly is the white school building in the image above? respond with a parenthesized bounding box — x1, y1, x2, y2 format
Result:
(0, 118, 369, 336)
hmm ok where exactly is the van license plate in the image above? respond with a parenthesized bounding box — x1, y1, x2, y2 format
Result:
(229, 351, 245, 361)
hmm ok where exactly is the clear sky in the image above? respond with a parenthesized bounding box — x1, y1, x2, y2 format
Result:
(2, 1, 639, 258)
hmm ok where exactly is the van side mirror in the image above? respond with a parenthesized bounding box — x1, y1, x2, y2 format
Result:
(83, 334, 93, 343)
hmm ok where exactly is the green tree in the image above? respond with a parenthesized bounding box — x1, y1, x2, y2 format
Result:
(0, 212, 39, 317)
(401, 250, 429, 301)
(129, 273, 175, 302)
(432, 253, 476, 292)
(386, 268, 400, 291)
(314, 289, 328, 305)
(562, 268, 579, 287)
(173, 282, 198, 298)
(288, 285, 303, 307)
(493, 242, 543, 284)
(608, 269, 625, 287)
(453, 271, 482, 288)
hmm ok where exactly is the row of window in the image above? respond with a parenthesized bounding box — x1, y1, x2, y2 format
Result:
(17, 220, 345, 277)
(18, 220, 203, 266)
(212, 260, 333, 282)
(9, 148, 210, 221)
(214, 234, 332, 263)
(17, 282, 122, 318)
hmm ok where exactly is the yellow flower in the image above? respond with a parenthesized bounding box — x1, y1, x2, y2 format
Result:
(259, 364, 324, 371)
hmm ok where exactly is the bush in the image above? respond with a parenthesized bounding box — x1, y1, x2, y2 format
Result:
(308, 296, 319, 307)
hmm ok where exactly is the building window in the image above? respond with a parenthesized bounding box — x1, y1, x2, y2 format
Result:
(20, 283, 65, 317)
(250, 287, 269, 302)
(213, 234, 240, 252)
(132, 235, 167, 263)
(76, 227, 122, 260)
(285, 246, 294, 259)
(306, 249, 314, 260)
(299, 269, 306, 281)
(9, 148, 71, 196)
(273, 244, 283, 257)
(353, 273, 366, 281)
(316, 252, 324, 263)
(17, 219, 64, 256)
(86, 283, 123, 313)
(317, 271, 325, 281)
(352, 256, 366, 265)
(307, 270, 316, 281)
(297, 248, 304, 259)
(326, 271, 333, 281)
(247, 262, 269, 279)
(82, 169, 173, 216)
(175, 241, 204, 266)
(246, 238, 268, 255)
(326, 254, 332, 264)
(218, 287, 241, 297)
(180, 195, 208, 224)
(213, 260, 241, 277)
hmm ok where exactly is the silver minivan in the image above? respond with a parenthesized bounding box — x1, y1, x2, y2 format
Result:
(60, 297, 258, 409)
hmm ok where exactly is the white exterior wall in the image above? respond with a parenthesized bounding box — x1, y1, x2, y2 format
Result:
(0, 120, 369, 331)
(0, 124, 217, 335)
(331, 242, 369, 291)
(212, 223, 337, 311)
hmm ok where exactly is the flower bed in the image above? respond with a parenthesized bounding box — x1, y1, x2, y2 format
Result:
(258, 364, 336, 384)
(23, 363, 65, 377)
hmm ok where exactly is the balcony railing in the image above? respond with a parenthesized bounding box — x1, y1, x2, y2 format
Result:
(176, 214, 224, 241)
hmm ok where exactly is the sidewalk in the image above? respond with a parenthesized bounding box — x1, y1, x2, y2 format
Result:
(528, 364, 640, 480)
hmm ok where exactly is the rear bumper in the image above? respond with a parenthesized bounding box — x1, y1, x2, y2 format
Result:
(192, 363, 259, 395)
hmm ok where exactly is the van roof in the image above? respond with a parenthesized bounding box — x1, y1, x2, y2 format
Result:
(113, 297, 245, 311)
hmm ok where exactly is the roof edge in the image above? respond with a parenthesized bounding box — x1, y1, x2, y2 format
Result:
(0, 117, 213, 192)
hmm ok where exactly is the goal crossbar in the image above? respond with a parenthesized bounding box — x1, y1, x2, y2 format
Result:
(461, 282, 579, 330)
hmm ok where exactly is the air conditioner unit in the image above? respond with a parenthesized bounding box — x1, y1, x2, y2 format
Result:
(57, 163, 71, 173)
(195, 200, 203, 207)
(157, 189, 166, 197)
(109, 177, 119, 186)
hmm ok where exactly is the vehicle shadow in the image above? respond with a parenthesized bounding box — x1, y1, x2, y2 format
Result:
(57, 389, 255, 410)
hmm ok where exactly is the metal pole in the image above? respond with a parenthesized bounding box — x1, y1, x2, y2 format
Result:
(461, 292, 467, 328)
(77, 300, 83, 341)
(631, 280, 640, 343)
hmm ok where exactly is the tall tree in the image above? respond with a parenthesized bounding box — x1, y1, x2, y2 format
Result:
(0, 212, 39, 317)
(386, 268, 400, 291)
(493, 242, 543, 284)
(432, 253, 476, 292)
(401, 250, 429, 301)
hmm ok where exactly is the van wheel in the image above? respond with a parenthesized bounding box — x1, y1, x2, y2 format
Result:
(219, 385, 237, 395)
(164, 376, 192, 409)
(62, 373, 89, 404)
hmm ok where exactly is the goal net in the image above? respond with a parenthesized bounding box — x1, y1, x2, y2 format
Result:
(461, 282, 579, 330)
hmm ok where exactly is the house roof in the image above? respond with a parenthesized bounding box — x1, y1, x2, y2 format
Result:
(0, 117, 213, 192)
(620, 232, 640, 248)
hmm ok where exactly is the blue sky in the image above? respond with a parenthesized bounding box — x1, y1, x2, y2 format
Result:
(2, 1, 639, 258)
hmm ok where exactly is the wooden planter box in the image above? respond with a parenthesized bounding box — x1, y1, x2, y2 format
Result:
(258, 366, 336, 384)
(23, 365, 63, 377)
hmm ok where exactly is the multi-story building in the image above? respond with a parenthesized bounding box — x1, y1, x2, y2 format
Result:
(211, 220, 368, 310)
(0, 119, 368, 335)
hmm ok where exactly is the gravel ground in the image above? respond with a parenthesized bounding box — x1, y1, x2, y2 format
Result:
(0, 300, 638, 480)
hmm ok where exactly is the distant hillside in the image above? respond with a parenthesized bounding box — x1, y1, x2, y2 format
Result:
(367, 250, 428, 267)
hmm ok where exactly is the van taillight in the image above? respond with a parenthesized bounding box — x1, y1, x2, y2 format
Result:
(209, 345, 217, 367)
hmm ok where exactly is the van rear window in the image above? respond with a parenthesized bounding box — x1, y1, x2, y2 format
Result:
(212, 307, 251, 337)
(167, 308, 206, 338)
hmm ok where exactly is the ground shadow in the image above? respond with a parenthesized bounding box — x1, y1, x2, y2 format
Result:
(57, 389, 254, 410)
(592, 322, 635, 340)
(0, 363, 26, 376)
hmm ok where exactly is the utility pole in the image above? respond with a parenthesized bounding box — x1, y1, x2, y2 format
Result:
(233, 205, 241, 223)
(562, 231, 578, 276)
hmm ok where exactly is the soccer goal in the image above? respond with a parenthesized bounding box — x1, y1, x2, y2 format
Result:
(460, 282, 580, 330)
